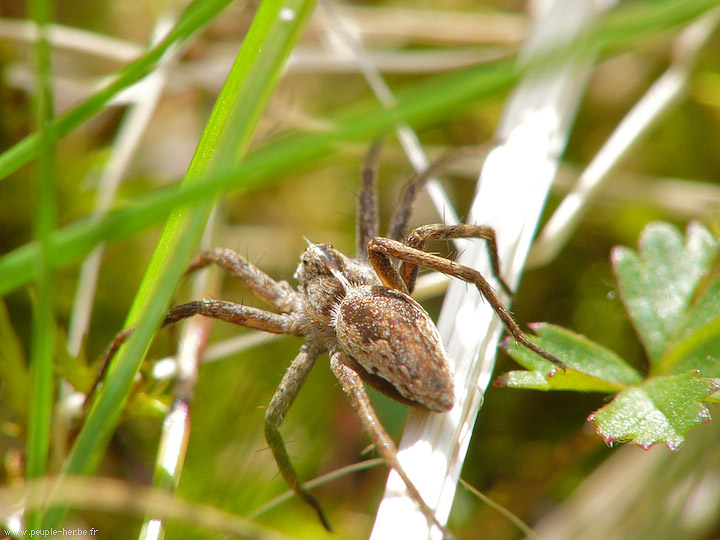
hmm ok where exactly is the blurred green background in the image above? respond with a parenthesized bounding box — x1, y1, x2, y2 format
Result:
(0, 1, 719, 539)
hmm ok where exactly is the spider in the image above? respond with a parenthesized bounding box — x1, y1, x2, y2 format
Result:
(100, 144, 563, 536)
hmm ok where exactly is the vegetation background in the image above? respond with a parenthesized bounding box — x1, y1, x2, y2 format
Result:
(0, 0, 719, 539)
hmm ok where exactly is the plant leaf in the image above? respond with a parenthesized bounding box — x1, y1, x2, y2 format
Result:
(498, 323, 642, 392)
(657, 267, 720, 376)
(611, 222, 718, 364)
(587, 371, 718, 450)
(499, 222, 720, 449)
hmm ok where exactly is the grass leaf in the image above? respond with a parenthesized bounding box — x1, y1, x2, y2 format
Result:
(0, 0, 234, 183)
(41, 0, 318, 530)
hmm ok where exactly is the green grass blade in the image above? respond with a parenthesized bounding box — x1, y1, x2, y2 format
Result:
(0, 56, 519, 297)
(1, 0, 717, 300)
(25, 0, 55, 533)
(0, 300, 29, 417)
(0, 0, 233, 183)
(41, 0, 318, 530)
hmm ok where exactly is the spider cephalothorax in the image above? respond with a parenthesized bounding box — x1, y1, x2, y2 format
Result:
(98, 145, 563, 537)
(294, 242, 375, 336)
(294, 241, 455, 412)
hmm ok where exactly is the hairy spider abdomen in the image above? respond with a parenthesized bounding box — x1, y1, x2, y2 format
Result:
(334, 285, 454, 412)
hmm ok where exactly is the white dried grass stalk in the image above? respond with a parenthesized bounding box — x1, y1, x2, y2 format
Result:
(370, 0, 614, 537)
(528, 9, 720, 268)
(66, 15, 181, 357)
(0, 19, 142, 61)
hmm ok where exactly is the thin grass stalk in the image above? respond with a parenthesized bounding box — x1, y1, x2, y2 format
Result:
(25, 0, 55, 533)
(0, 54, 521, 297)
(0, 18, 142, 61)
(527, 8, 720, 267)
(458, 479, 542, 540)
(0, 0, 234, 183)
(67, 13, 182, 357)
(371, 0, 610, 537)
(40, 0, 318, 530)
(318, 0, 460, 226)
(2, 0, 715, 300)
(0, 476, 295, 540)
(138, 209, 222, 540)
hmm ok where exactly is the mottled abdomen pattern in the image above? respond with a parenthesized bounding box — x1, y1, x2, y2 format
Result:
(334, 285, 454, 412)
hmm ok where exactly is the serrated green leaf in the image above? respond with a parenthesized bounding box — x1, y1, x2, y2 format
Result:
(500, 222, 720, 448)
(588, 371, 718, 450)
(612, 222, 717, 364)
(495, 368, 628, 392)
(499, 323, 642, 392)
(657, 269, 720, 376)
(709, 380, 720, 402)
(660, 319, 720, 378)
(675, 265, 720, 340)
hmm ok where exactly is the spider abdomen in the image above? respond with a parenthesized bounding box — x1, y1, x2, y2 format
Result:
(334, 285, 454, 412)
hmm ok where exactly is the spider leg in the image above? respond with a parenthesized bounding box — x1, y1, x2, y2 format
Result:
(104, 300, 298, 365)
(386, 161, 436, 243)
(356, 141, 382, 258)
(400, 224, 512, 296)
(186, 248, 298, 311)
(264, 343, 333, 531)
(387, 145, 494, 242)
(367, 237, 564, 368)
(329, 351, 455, 540)
(89, 301, 300, 409)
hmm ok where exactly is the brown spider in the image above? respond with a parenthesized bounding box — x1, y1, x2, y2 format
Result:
(100, 144, 563, 536)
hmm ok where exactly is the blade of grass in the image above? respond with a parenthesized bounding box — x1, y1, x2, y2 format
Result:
(459, 478, 542, 540)
(1, 475, 296, 540)
(371, 0, 605, 535)
(25, 0, 55, 533)
(67, 13, 183, 357)
(250, 458, 385, 518)
(139, 210, 222, 540)
(1, 0, 717, 299)
(528, 9, 720, 267)
(0, 0, 233, 183)
(318, 0, 460, 227)
(386, 3, 720, 537)
(41, 0, 318, 531)
(0, 55, 519, 297)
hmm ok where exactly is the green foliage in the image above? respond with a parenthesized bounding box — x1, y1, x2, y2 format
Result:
(1, 1, 717, 298)
(496, 323, 643, 392)
(587, 372, 716, 450)
(0, 0, 719, 538)
(0, 0, 236, 181)
(501, 222, 720, 449)
(613, 222, 717, 365)
(0, 300, 29, 418)
(41, 0, 320, 532)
